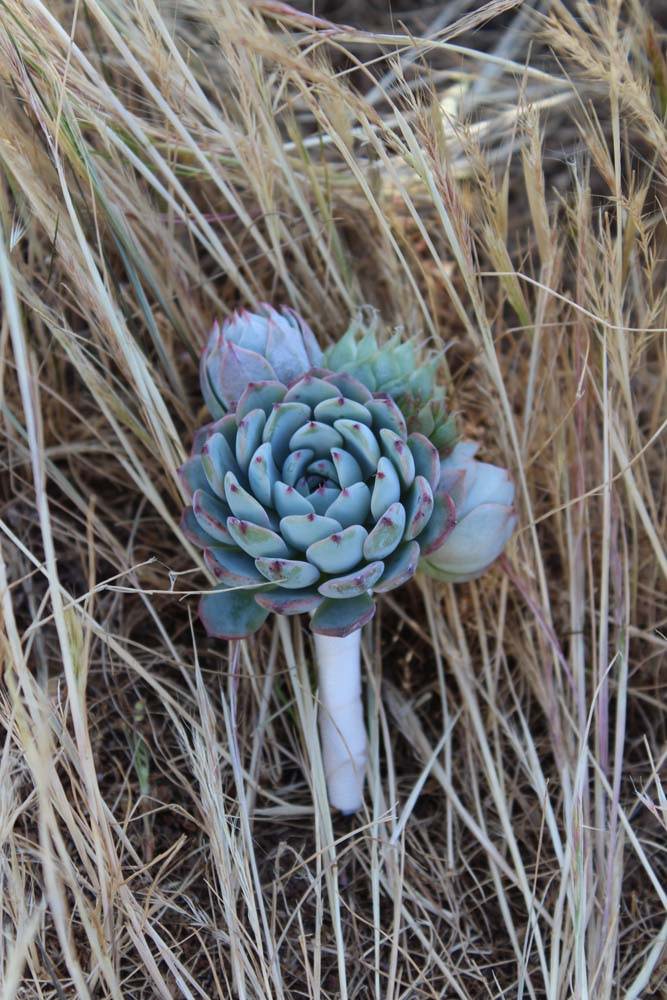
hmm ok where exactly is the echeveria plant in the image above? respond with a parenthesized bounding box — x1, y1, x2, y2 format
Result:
(180, 307, 516, 813)
(200, 304, 323, 415)
(421, 442, 517, 582)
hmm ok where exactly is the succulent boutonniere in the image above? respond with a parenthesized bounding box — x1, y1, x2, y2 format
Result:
(179, 305, 517, 813)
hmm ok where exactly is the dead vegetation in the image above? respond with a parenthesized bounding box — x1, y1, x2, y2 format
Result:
(0, 0, 665, 996)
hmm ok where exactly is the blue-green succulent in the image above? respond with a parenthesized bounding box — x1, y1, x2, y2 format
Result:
(323, 309, 457, 453)
(180, 367, 455, 639)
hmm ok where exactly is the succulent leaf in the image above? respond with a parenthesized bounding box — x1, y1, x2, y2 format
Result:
(201, 433, 241, 497)
(334, 419, 381, 477)
(205, 547, 265, 586)
(273, 481, 315, 517)
(404, 476, 434, 541)
(263, 311, 314, 384)
(370, 456, 401, 519)
(306, 486, 341, 515)
(178, 455, 209, 500)
(255, 587, 323, 615)
(289, 421, 344, 454)
(374, 540, 420, 592)
(365, 395, 407, 438)
(192, 489, 234, 544)
(227, 518, 291, 558)
(284, 375, 341, 407)
(325, 482, 371, 528)
(235, 381, 286, 420)
(330, 448, 363, 489)
(211, 340, 276, 411)
(380, 429, 415, 489)
(199, 585, 270, 639)
(363, 501, 406, 559)
(310, 593, 376, 637)
(180, 506, 214, 547)
(280, 513, 343, 549)
(416, 491, 456, 555)
(307, 458, 338, 482)
(224, 472, 271, 528)
(263, 402, 311, 465)
(407, 433, 440, 492)
(318, 561, 385, 599)
(247, 442, 279, 508)
(282, 448, 314, 486)
(314, 396, 373, 427)
(255, 556, 321, 590)
(235, 408, 266, 472)
(192, 413, 237, 456)
(306, 524, 368, 574)
(323, 371, 372, 404)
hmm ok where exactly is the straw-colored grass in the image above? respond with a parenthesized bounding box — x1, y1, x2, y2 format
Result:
(1, 0, 665, 996)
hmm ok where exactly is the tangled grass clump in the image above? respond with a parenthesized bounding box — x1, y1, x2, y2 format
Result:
(0, 1, 666, 997)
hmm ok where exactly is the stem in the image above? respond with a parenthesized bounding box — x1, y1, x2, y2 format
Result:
(313, 629, 367, 814)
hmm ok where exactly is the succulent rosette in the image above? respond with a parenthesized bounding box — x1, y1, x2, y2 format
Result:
(180, 367, 455, 639)
(324, 310, 457, 452)
(200, 304, 323, 416)
(420, 442, 518, 582)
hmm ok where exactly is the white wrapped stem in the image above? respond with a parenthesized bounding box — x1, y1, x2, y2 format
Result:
(313, 629, 366, 814)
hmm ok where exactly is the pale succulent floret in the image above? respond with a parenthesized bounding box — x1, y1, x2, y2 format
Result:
(200, 304, 323, 416)
(420, 442, 518, 582)
(180, 371, 454, 639)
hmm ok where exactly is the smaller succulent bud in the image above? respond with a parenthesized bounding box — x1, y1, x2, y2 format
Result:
(322, 308, 457, 453)
(420, 442, 517, 582)
(200, 304, 323, 416)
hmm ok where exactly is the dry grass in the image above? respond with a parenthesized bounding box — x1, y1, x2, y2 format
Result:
(0, 0, 666, 996)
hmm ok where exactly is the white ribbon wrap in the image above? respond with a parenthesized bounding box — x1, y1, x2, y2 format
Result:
(313, 629, 366, 814)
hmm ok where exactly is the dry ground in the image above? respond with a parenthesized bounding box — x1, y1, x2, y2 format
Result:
(0, 1, 666, 997)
